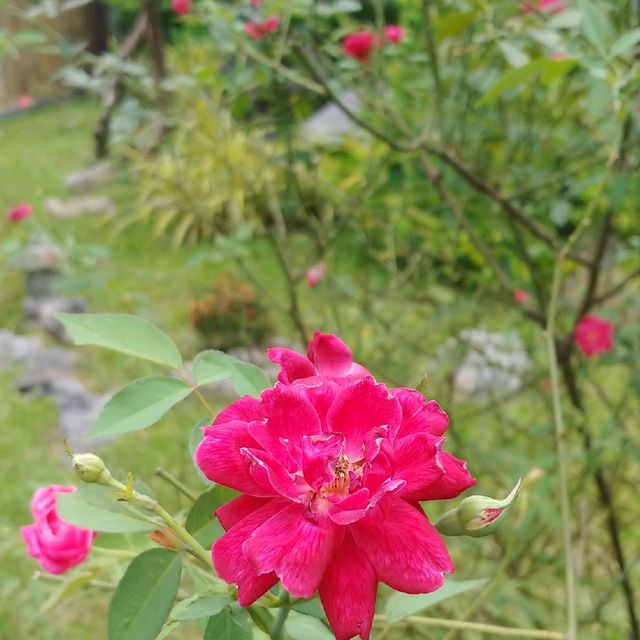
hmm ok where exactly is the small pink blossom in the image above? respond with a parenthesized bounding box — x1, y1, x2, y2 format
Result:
(552, 51, 567, 60)
(17, 94, 33, 109)
(513, 289, 530, 303)
(21, 486, 96, 575)
(195, 333, 475, 640)
(522, 0, 567, 13)
(172, 0, 191, 15)
(384, 25, 405, 45)
(342, 31, 381, 63)
(249, 0, 262, 6)
(306, 263, 327, 288)
(574, 315, 614, 357)
(244, 16, 279, 40)
(7, 202, 33, 223)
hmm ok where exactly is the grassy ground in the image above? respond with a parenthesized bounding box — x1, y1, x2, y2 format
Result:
(0, 99, 637, 639)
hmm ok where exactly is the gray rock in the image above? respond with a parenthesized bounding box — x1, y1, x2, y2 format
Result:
(50, 377, 111, 448)
(45, 195, 115, 218)
(437, 329, 531, 401)
(23, 296, 87, 342)
(9, 242, 62, 273)
(64, 162, 112, 193)
(302, 91, 364, 144)
(0, 330, 42, 370)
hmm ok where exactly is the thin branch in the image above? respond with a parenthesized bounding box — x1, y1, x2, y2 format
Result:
(373, 615, 567, 639)
(590, 267, 640, 307)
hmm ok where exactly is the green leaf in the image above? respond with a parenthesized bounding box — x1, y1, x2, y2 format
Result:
(433, 10, 478, 39)
(385, 578, 489, 623)
(498, 41, 529, 68)
(57, 484, 157, 533)
(57, 313, 182, 369)
(192, 350, 232, 385)
(89, 376, 192, 437)
(108, 549, 183, 640)
(477, 59, 577, 106)
(577, 0, 611, 56)
(610, 28, 640, 58)
(193, 350, 270, 397)
(185, 486, 238, 548)
(203, 606, 253, 640)
(285, 611, 333, 640)
(171, 593, 230, 621)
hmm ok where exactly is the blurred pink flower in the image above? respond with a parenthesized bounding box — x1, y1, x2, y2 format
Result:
(384, 25, 405, 44)
(17, 95, 33, 109)
(523, 0, 567, 13)
(244, 16, 279, 40)
(306, 263, 327, 288)
(172, 0, 191, 15)
(513, 289, 530, 303)
(21, 486, 96, 575)
(7, 202, 33, 223)
(342, 31, 380, 63)
(196, 333, 475, 640)
(249, 0, 262, 6)
(552, 51, 568, 60)
(574, 315, 614, 357)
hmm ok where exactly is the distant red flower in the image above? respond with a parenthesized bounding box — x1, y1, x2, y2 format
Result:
(17, 95, 33, 109)
(244, 16, 279, 40)
(384, 25, 405, 44)
(523, 0, 567, 13)
(172, 0, 191, 15)
(573, 315, 614, 357)
(552, 51, 567, 60)
(306, 263, 327, 288)
(513, 289, 530, 303)
(7, 202, 33, 223)
(249, 0, 262, 6)
(342, 31, 381, 63)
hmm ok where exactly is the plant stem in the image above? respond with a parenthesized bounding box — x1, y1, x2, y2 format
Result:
(108, 477, 213, 570)
(546, 260, 578, 640)
(373, 615, 567, 639)
(156, 467, 198, 502)
(270, 591, 291, 640)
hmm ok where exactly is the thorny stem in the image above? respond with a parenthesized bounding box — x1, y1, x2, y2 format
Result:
(108, 477, 212, 570)
(373, 614, 567, 639)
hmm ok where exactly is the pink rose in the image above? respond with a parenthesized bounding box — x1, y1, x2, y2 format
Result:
(523, 0, 567, 13)
(17, 95, 33, 109)
(342, 31, 381, 63)
(512, 289, 530, 303)
(306, 263, 327, 288)
(21, 485, 96, 574)
(172, 0, 191, 16)
(196, 333, 475, 640)
(244, 16, 280, 40)
(384, 24, 405, 45)
(573, 315, 614, 357)
(7, 202, 33, 223)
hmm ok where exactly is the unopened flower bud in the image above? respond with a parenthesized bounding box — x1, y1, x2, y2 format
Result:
(72, 453, 113, 485)
(436, 478, 522, 538)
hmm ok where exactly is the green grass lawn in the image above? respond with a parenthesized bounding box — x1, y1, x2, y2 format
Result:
(0, 99, 636, 639)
